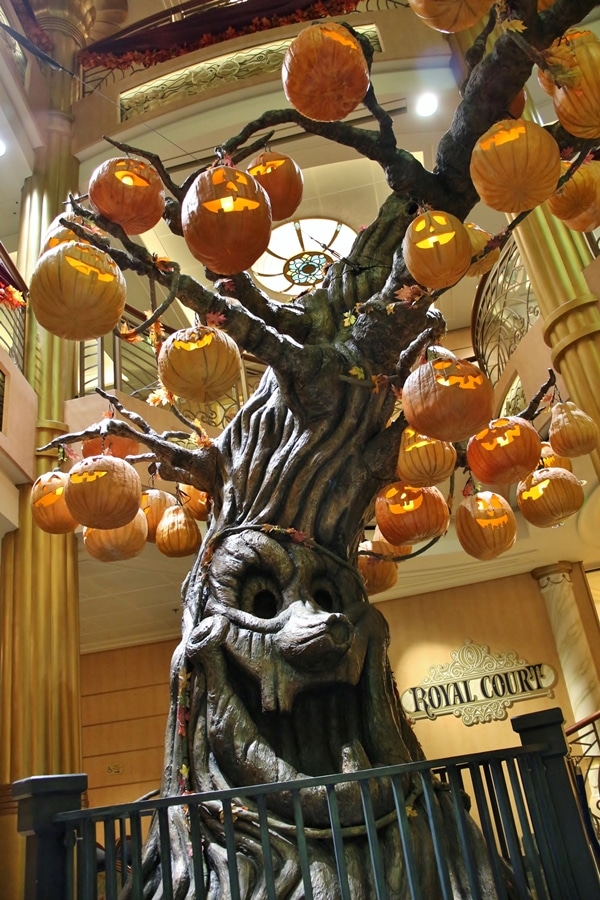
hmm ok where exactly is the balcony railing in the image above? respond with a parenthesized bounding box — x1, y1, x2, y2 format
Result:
(12, 708, 600, 900)
(566, 710, 600, 850)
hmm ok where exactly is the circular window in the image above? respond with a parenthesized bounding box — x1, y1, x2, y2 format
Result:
(251, 217, 357, 297)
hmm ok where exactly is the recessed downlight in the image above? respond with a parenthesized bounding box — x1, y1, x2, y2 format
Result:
(415, 92, 439, 117)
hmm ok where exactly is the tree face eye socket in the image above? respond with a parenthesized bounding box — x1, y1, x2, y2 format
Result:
(313, 588, 335, 612)
(240, 573, 282, 619)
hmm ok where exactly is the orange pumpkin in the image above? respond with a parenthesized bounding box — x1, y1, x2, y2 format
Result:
(64, 455, 141, 529)
(464, 222, 500, 277)
(402, 354, 494, 443)
(466, 416, 541, 484)
(357, 540, 398, 595)
(553, 41, 600, 139)
(282, 23, 369, 122)
(247, 151, 304, 221)
(155, 505, 201, 558)
(30, 471, 78, 534)
(539, 441, 573, 472)
(88, 157, 166, 235)
(157, 325, 241, 403)
(546, 161, 600, 224)
(375, 481, 449, 545)
(403, 210, 472, 290)
(181, 165, 272, 275)
(397, 426, 457, 487)
(517, 467, 584, 528)
(470, 118, 561, 213)
(407, 0, 493, 33)
(83, 509, 148, 561)
(29, 241, 127, 341)
(535, 29, 595, 95)
(548, 401, 599, 458)
(141, 489, 178, 542)
(41, 211, 106, 254)
(454, 491, 517, 560)
(177, 483, 211, 521)
(82, 431, 139, 460)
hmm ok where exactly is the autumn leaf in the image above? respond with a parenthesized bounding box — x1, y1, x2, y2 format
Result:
(153, 255, 175, 272)
(348, 366, 365, 380)
(394, 284, 426, 306)
(343, 311, 356, 327)
(499, 18, 526, 33)
(286, 528, 308, 543)
(0, 283, 25, 309)
(147, 386, 174, 407)
(206, 310, 227, 327)
(119, 321, 144, 343)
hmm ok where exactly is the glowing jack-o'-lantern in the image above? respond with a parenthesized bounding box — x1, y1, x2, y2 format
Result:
(357, 540, 399, 595)
(402, 353, 494, 443)
(553, 41, 600, 139)
(546, 162, 600, 231)
(464, 223, 500, 277)
(549, 400, 599, 458)
(83, 509, 148, 562)
(539, 441, 572, 472)
(88, 157, 166, 235)
(64, 455, 142, 529)
(455, 491, 517, 560)
(403, 210, 472, 290)
(517, 467, 584, 528)
(470, 118, 561, 213)
(397, 427, 457, 487)
(282, 23, 370, 122)
(467, 416, 542, 484)
(181, 165, 272, 275)
(155, 505, 202, 558)
(29, 241, 127, 341)
(247, 151, 304, 221)
(30, 470, 78, 534)
(158, 325, 242, 403)
(41, 211, 106, 255)
(407, 0, 493, 33)
(177, 483, 211, 521)
(375, 481, 449, 546)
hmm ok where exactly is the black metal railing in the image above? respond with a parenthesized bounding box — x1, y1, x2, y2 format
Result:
(12, 708, 600, 900)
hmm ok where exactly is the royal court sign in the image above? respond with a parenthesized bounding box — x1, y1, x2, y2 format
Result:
(400, 639, 556, 726)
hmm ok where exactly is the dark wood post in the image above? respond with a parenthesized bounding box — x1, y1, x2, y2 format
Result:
(511, 707, 600, 899)
(12, 774, 88, 900)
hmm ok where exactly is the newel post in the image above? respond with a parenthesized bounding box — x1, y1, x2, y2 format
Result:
(12, 774, 87, 900)
(511, 707, 599, 897)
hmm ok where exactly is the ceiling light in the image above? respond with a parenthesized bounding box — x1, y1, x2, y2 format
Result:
(0, 139, 7, 157)
(415, 93, 438, 117)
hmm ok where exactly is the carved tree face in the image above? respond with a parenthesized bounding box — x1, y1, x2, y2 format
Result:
(185, 532, 409, 827)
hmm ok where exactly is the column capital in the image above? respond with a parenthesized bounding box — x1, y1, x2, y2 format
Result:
(532, 561, 573, 583)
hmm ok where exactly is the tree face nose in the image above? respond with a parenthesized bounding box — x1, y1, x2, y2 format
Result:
(327, 613, 351, 646)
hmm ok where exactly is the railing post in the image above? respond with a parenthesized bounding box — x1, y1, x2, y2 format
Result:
(12, 774, 88, 900)
(511, 707, 600, 898)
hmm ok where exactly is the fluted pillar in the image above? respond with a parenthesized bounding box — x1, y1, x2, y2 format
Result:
(0, 2, 99, 895)
(532, 562, 600, 723)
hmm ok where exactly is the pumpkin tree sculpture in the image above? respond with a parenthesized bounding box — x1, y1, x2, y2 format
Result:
(40, 1, 600, 896)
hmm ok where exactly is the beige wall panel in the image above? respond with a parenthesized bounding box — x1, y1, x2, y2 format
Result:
(81, 640, 176, 695)
(83, 714, 166, 757)
(380, 572, 575, 762)
(82, 684, 170, 727)
(87, 782, 161, 810)
(84, 746, 164, 791)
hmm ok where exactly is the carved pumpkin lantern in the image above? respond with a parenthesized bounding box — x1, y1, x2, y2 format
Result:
(466, 416, 542, 484)
(181, 165, 272, 275)
(517, 467, 584, 528)
(397, 426, 457, 487)
(29, 241, 127, 341)
(402, 210, 472, 290)
(41, 211, 106, 254)
(357, 540, 398, 595)
(177, 483, 211, 521)
(64, 455, 142, 529)
(282, 23, 370, 122)
(30, 470, 78, 534)
(470, 118, 561, 213)
(372, 525, 412, 559)
(539, 441, 573, 472)
(155, 505, 202, 558)
(464, 223, 500, 277)
(375, 481, 450, 546)
(406, 0, 493, 33)
(535, 29, 595, 95)
(548, 400, 599, 457)
(83, 509, 148, 562)
(141, 489, 178, 542)
(157, 325, 241, 403)
(247, 151, 304, 221)
(546, 162, 600, 230)
(402, 353, 495, 442)
(88, 157, 166, 235)
(454, 491, 517, 560)
(553, 41, 600, 139)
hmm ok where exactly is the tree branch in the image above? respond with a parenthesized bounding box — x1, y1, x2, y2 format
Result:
(519, 368, 557, 421)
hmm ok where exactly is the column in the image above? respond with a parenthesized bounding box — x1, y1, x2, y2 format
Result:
(0, 2, 97, 895)
(532, 562, 600, 723)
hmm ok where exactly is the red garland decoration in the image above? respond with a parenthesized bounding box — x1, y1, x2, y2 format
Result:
(79, 0, 361, 71)
(10, 0, 53, 55)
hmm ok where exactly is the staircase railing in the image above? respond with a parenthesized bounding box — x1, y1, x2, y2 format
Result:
(13, 708, 600, 900)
